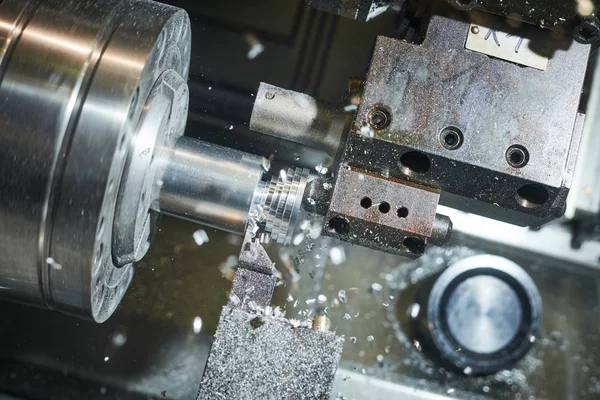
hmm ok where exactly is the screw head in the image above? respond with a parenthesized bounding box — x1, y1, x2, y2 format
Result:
(506, 145, 529, 168)
(471, 26, 480, 34)
(440, 126, 464, 150)
(367, 107, 391, 130)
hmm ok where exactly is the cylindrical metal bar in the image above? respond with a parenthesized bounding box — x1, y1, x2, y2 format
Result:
(153, 137, 266, 235)
(250, 83, 347, 158)
(312, 315, 331, 332)
(430, 214, 453, 246)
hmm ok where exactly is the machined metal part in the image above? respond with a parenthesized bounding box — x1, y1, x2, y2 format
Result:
(325, 166, 451, 257)
(431, 214, 453, 246)
(228, 234, 279, 311)
(252, 167, 311, 245)
(0, 1, 312, 324)
(151, 137, 267, 236)
(199, 235, 343, 399)
(250, 83, 348, 159)
(113, 70, 189, 267)
(417, 255, 542, 375)
(0, 0, 191, 321)
(350, 11, 589, 228)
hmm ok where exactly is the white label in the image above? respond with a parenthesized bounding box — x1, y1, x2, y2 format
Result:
(466, 24, 549, 71)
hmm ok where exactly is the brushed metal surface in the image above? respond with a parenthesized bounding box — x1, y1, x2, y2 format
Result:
(0, 0, 191, 321)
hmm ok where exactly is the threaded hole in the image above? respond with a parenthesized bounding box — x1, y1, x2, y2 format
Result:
(367, 107, 391, 130)
(506, 145, 529, 168)
(378, 202, 391, 214)
(360, 197, 372, 209)
(440, 127, 464, 150)
(397, 207, 409, 218)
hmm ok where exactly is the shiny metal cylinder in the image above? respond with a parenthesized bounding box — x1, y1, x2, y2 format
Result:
(153, 137, 267, 235)
(252, 167, 310, 245)
(0, 0, 191, 321)
(250, 83, 347, 158)
(430, 214, 453, 246)
(312, 315, 331, 332)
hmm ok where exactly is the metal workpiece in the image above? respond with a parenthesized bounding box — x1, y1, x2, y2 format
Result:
(152, 136, 267, 236)
(152, 137, 309, 246)
(251, 167, 311, 244)
(0, 0, 191, 321)
(324, 166, 451, 257)
(416, 255, 542, 375)
(250, 83, 348, 158)
(351, 12, 589, 227)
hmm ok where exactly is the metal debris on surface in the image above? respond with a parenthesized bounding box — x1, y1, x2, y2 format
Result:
(193, 229, 209, 246)
(46, 257, 63, 270)
(111, 332, 127, 347)
(244, 33, 265, 59)
(199, 233, 345, 399)
(192, 316, 203, 334)
(315, 164, 329, 175)
(198, 307, 343, 399)
(329, 246, 346, 265)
